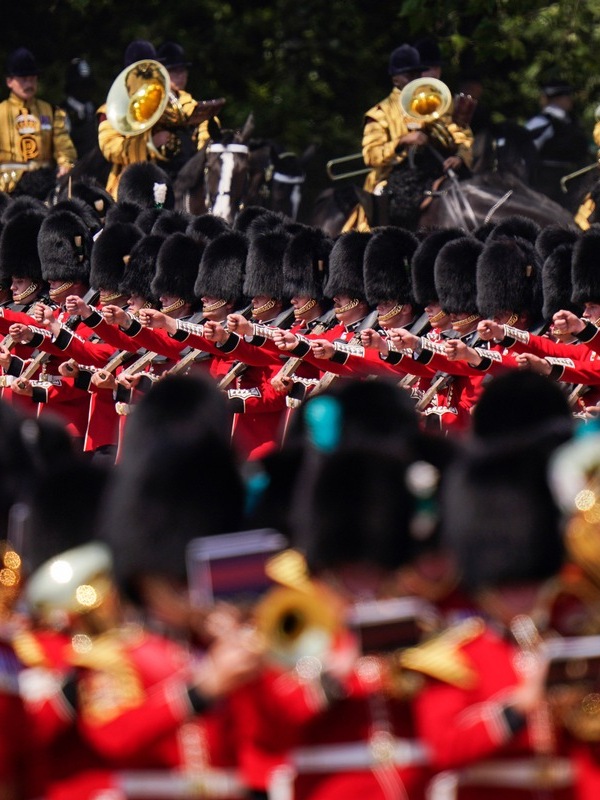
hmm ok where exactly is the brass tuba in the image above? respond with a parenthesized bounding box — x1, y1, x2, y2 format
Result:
(399, 77, 455, 150)
(106, 59, 176, 136)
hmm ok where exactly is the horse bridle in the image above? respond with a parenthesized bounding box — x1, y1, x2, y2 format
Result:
(204, 142, 250, 218)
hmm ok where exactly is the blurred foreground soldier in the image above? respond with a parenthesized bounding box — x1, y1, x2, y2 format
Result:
(0, 47, 77, 196)
(402, 430, 576, 800)
(231, 389, 444, 798)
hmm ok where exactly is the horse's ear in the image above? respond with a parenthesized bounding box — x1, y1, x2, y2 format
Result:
(240, 112, 255, 141)
(208, 117, 222, 142)
(300, 143, 317, 168)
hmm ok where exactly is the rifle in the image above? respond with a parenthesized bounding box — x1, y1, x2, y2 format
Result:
(272, 308, 338, 383)
(309, 309, 379, 396)
(217, 306, 297, 391)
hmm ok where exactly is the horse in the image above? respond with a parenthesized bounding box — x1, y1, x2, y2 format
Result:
(173, 115, 311, 223)
(309, 121, 576, 235)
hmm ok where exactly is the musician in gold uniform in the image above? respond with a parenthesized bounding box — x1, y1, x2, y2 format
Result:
(98, 41, 220, 199)
(343, 43, 473, 232)
(0, 48, 76, 194)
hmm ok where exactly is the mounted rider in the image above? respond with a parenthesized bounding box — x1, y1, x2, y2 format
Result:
(343, 43, 474, 232)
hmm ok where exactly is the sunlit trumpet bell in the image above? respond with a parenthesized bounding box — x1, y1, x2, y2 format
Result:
(400, 78, 452, 123)
(106, 60, 170, 137)
(254, 585, 340, 669)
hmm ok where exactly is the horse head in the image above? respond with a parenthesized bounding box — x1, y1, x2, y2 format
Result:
(203, 115, 254, 224)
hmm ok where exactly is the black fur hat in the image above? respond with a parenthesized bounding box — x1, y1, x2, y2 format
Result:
(2, 195, 45, 223)
(195, 231, 247, 303)
(411, 228, 464, 305)
(150, 209, 192, 238)
(487, 214, 541, 245)
(571, 229, 600, 305)
(233, 205, 279, 235)
(476, 236, 543, 320)
(0, 208, 46, 283)
(323, 231, 371, 301)
(186, 214, 231, 245)
(283, 225, 333, 299)
(90, 222, 143, 293)
(535, 224, 579, 263)
(441, 435, 566, 592)
(38, 209, 92, 284)
(473, 371, 573, 442)
(68, 178, 114, 223)
(119, 234, 164, 302)
(116, 162, 175, 210)
(297, 446, 418, 574)
(104, 201, 145, 228)
(434, 236, 482, 315)
(151, 233, 203, 303)
(542, 244, 580, 320)
(364, 226, 419, 306)
(98, 374, 245, 601)
(243, 229, 289, 298)
(49, 197, 103, 236)
(134, 208, 163, 234)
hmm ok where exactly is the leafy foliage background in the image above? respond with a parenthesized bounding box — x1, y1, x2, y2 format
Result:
(3, 0, 600, 209)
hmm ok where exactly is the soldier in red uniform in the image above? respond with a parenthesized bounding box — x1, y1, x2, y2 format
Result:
(403, 429, 576, 800)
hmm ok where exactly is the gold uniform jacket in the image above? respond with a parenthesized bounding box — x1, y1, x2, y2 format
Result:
(0, 92, 77, 192)
(98, 89, 214, 199)
(361, 87, 474, 193)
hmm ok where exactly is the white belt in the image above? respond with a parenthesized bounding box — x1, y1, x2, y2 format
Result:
(291, 738, 429, 773)
(427, 758, 574, 800)
(117, 769, 246, 798)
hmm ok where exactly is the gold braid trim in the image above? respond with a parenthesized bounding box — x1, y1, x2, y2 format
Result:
(399, 617, 485, 689)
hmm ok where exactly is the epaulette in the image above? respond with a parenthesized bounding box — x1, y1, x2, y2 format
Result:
(399, 616, 485, 689)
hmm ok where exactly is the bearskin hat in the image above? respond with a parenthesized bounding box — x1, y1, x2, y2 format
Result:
(476, 236, 543, 321)
(119, 235, 164, 303)
(472, 371, 573, 442)
(535, 224, 579, 263)
(233, 205, 278, 235)
(49, 197, 103, 236)
(486, 214, 541, 245)
(186, 214, 231, 245)
(571, 228, 600, 305)
(68, 178, 114, 223)
(0, 208, 46, 283)
(151, 233, 203, 304)
(116, 162, 175, 210)
(2, 195, 46, 224)
(195, 231, 247, 303)
(434, 236, 482, 315)
(323, 231, 371, 301)
(411, 228, 464, 306)
(441, 434, 566, 592)
(542, 243, 580, 320)
(283, 225, 333, 300)
(150, 209, 192, 238)
(243, 229, 289, 299)
(38, 209, 92, 284)
(364, 226, 419, 306)
(97, 374, 245, 603)
(90, 222, 143, 294)
(104, 201, 145, 228)
(133, 208, 162, 234)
